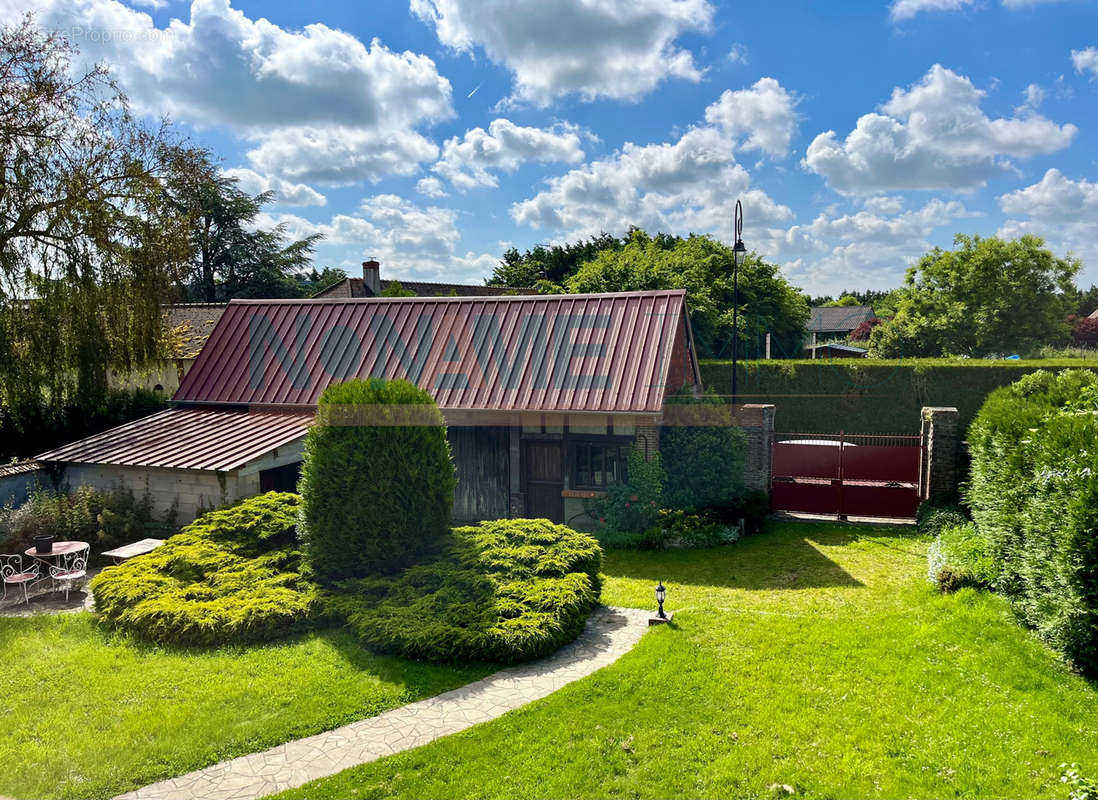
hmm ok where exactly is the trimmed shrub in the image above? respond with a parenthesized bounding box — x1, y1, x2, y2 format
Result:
(916, 502, 968, 539)
(966, 369, 1098, 673)
(333, 519, 602, 663)
(584, 447, 663, 534)
(90, 493, 321, 646)
(927, 522, 994, 591)
(299, 378, 456, 583)
(660, 389, 746, 511)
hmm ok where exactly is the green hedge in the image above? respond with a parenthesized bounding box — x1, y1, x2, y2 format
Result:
(299, 378, 456, 583)
(966, 369, 1098, 673)
(90, 493, 322, 646)
(700, 360, 1098, 434)
(333, 518, 602, 664)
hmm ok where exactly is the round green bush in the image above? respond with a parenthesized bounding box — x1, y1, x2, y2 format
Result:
(299, 378, 456, 584)
(90, 493, 321, 646)
(332, 518, 603, 663)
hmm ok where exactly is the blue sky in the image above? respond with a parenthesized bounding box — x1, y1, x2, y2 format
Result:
(8, 0, 1098, 294)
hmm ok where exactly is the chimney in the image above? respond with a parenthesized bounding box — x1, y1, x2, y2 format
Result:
(362, 259, 381, 295)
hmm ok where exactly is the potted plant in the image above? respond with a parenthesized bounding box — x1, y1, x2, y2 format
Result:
(33, 534, 54, 554)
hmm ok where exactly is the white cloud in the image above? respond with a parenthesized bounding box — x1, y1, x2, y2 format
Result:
(262, 196, 498, 283)
(1073, 47, 1098, 78)
(433, 119, 585, 191)
(416, 177, 449, 198)
(245, 126, 439, 184)
(773, 199, 977, 292)
(511, 125, 791, 243)
(704, 77, 799, 158)
(410, 0, 714, 106)
(890, 0, 974, 22)
(998, 169, 1098, 281)
(803, 65, 1077, 193)
(222, 167, 326, 207)
(727, 43, 748, 63)
(1015, 83, 1045, 115)
(11, 0, 453, 183)
(891, 0, 1063, 19)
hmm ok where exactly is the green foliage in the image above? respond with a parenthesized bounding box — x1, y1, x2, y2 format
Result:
(0, 484, 176, 565)
(700, 359, 1098, 434)
(916, 502, 969, 539)
(490, 233, 624, 287)
(966, 369, 1098, 673)
(869, 234, 1079, 358)
(299, 378, 456, 583)
(90, 493, 320, 646)
(584, 448, 663, 534)
(1062, 764, 1098, 800)
(380, 280, 416, 297)
(333, 519, 602, 663)
(661, 389, 747, 510)
(0, 386, 167, 460)
(927, 522, 994, 591)
(562, 230, 810, 360)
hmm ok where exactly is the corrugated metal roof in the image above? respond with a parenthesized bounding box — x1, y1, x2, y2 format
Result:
(36, 407, 313, 471)
(174, 290, 695, 414)
(807, 305, 875, 332)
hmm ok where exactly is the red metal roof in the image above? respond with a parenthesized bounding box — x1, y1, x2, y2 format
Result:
(36, 407, 313, 471)
(173, 290, 697, 414)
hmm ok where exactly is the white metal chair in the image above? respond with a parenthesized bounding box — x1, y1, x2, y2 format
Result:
(1, 554, 40, 605)
(49, 547, 88, 602)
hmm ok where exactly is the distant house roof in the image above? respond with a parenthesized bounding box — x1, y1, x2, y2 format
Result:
(807, 305, 875, 333)
(1088, 307, 1098, 320)
(173, 290, 699, 415)
(806, 343, 868, 357)
(37, 407, 313, 471)
(0, 460, 41, 478)
(163, 304, 228, 358)
(314, 276, 537, 299)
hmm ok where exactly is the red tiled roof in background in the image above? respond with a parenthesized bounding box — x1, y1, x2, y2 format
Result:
(174, 290, 698, 414)
(36, 407, 313, 470)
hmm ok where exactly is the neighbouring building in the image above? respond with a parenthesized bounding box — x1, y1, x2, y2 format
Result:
(314, 259, 536, 300)
(804, 305, 876, 357)
(804, 343, 868, 359)
(37, 290, 703, 526)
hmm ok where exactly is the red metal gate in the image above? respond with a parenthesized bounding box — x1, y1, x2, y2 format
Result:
(770, 432, 923, 519)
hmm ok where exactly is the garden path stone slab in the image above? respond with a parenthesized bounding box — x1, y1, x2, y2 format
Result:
(114, 605, 651, 800)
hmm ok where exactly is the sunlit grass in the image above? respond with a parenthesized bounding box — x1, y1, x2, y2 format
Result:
(274, 522, 1098, 800)
(0, 617, 492, 800)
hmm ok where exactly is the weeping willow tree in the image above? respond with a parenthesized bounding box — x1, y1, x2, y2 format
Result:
(0, 17, 199, 429)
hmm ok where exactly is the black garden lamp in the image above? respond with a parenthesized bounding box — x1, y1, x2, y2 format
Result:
(655, 580, 667, 619)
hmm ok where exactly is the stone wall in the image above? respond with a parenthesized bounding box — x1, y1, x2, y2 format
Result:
(920, 406, 960, 505)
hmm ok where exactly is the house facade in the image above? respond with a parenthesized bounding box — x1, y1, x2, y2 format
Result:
(37, 290, 702, 527)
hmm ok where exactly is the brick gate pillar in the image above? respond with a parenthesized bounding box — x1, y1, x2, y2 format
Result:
(739, 404, 776, 494)
(920, 406, 960, 505)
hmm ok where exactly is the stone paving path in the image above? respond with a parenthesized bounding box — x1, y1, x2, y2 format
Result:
(115, 605, 652, 800)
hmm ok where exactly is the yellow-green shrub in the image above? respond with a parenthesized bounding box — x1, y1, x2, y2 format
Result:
(90, 493, 321, 646)
(333, 518, 602, 663)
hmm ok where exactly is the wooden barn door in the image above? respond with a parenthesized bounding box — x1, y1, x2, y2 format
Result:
(524, 441, 563, 522)
(449, 427, 509, 521)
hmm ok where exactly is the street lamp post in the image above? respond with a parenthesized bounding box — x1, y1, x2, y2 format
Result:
(731, 200, 747, 407)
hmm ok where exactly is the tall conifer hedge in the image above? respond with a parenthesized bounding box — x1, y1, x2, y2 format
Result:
(299, 378, 456, 583)
(966, 369, 1098, 673)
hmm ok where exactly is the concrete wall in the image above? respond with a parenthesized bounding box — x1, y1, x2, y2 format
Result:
(62, 464, 241, 523)
(0, 467, 46, 507)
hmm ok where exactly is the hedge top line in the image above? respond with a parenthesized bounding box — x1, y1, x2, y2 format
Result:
(702, 358, 1098, 368)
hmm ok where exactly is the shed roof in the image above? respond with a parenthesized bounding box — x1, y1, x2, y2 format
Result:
(163, 304, 228, 358)
(36, 407, 313, 471)
(174, 290, 697, 414)
(807, 305, 875, 332)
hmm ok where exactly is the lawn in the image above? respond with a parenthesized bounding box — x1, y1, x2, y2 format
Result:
(0, 617, 492, 800)
(271, 521, 1098, 799)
